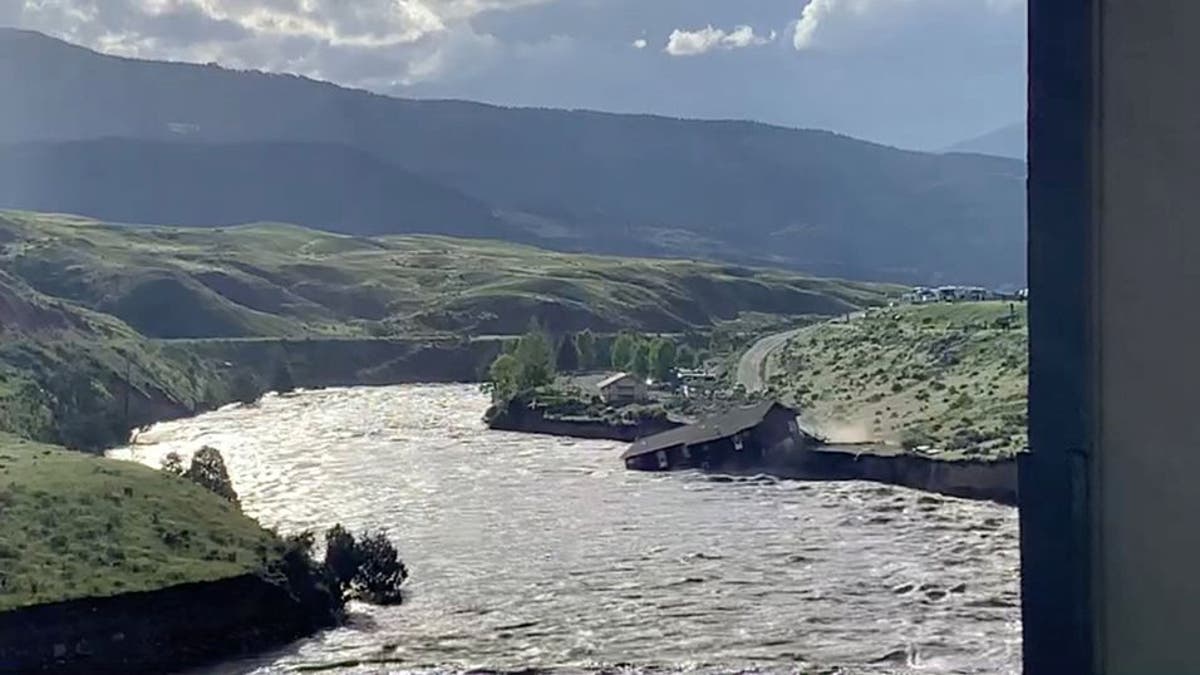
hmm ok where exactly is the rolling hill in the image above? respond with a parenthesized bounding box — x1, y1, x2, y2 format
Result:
(0, 28, 1027, 287)
(0, 211, 897, 339)
(0, 209, 896, 450)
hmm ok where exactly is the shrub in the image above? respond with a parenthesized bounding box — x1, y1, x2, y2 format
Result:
(900, 428, 936, 451)
(161, 451, 185, 475)
(184, 446, 240, 506)
(322, 524, 408, 606)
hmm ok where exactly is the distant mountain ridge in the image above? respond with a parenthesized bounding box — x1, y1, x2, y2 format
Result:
(0, 139, 507, 238)
(945, 122, 1026, 160)
(0, 28, 1027, 286)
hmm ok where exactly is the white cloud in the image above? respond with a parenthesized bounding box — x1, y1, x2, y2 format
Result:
(664, 24, 774, 57)
(7, 0, 556, 85)
(632, 37, 647, 50)
(794, 0, 1024, 50)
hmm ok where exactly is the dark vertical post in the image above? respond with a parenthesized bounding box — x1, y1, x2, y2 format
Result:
(1021, 0, 1097, 673)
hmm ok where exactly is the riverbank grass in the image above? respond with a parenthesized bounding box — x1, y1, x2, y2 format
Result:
(0, 433, 282, 611)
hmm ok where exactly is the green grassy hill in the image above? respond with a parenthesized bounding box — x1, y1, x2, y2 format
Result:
(0, 433, 283, 611)
(768, 302, 1027, 459)
(0, 211, 897, 339)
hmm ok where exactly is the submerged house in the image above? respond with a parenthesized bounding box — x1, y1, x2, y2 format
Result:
(622, 401, 823, 472)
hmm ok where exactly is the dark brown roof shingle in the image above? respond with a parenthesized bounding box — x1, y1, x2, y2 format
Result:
(621, 401, 797, 459)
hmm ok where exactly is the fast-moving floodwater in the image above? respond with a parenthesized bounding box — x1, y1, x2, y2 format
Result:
(111, 384, 1021, 674)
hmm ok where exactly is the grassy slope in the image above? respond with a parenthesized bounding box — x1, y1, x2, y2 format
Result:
(0, 211, 897, 339)
(769, 302, 1027, 459)
(0, 433, 282, 611)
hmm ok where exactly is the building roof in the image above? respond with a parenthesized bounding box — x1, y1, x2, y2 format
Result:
(597, 372, 639, 389)
(621, 401, 796, 459)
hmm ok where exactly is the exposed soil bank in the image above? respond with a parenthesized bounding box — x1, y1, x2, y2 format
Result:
(765, 448, 1017, 505)
(170, 336, 506, 388)
(117, 337, 508, 435)
(0, 570, 341, 674)
(487, 397, 682, 442)
(489, 397, 1017, 504)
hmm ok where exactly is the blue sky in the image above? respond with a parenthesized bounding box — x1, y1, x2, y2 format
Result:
(1, 0, 1026, 149)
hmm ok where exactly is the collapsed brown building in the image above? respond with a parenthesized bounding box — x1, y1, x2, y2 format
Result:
(621, 401, 824, 472)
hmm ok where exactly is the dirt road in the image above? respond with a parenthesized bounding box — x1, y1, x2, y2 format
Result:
(736, 312, 865, 392)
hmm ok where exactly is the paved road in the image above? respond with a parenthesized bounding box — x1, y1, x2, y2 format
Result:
(735, 312, 866, 392)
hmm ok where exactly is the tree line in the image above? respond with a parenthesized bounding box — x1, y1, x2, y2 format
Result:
(485, 321, 704, 403)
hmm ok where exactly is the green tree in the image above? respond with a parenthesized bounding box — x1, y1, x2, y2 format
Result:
(486, 353, 521, 402)
(611, 333, 637, 370)
(514, 319, 556, 390)
(323, 524, 359, 589)
(184, 446, 240, 507)
(161, 451, 185, 475)
(352, 531, 409, 605)
(648, 338, 678, 381)
(574, 329, 596, 371)
(556, 335, 580, 372)
(322, 524, 408, 606)
(630, 340, 651, 378)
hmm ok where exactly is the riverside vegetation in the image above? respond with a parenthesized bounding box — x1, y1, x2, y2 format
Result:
(483, 320, 771, 434)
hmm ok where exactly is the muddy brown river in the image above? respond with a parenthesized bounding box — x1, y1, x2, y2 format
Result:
(111, 384, 1021, 674)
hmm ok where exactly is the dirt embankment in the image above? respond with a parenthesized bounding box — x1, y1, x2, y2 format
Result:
(0, 569, 341, 674)
(766, 448, 1017, 505)
(176, 336, 506, 388)
(487, 397, 682, 442)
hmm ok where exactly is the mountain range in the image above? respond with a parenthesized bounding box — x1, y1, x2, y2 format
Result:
(945, 122, 1026, 160)
(0, 28, 1027, 287)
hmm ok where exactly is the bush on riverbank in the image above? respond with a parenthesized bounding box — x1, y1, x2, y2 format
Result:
(323, 524, 408, 605)
(163, 446, 240, 507)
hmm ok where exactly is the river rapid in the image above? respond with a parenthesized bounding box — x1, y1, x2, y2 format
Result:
(110, 384, 1021, 674)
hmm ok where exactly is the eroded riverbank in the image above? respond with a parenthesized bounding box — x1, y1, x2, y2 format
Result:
(112, 384, 1021, 674)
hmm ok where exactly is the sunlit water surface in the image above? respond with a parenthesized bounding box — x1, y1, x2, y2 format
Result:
(111, 384, 1020, 674)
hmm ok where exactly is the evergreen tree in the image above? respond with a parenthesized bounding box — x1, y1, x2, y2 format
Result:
(556, 335, 580, 372)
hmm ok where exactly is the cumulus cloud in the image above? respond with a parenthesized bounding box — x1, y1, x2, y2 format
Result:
(664, 24, 774, 56)
(6, 0, 555, 85)
(632, 37, 647, 49)
(794, 0, 1023, 50)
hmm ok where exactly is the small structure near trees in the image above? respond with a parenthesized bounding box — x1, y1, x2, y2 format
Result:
(597, 372, 648, 405)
